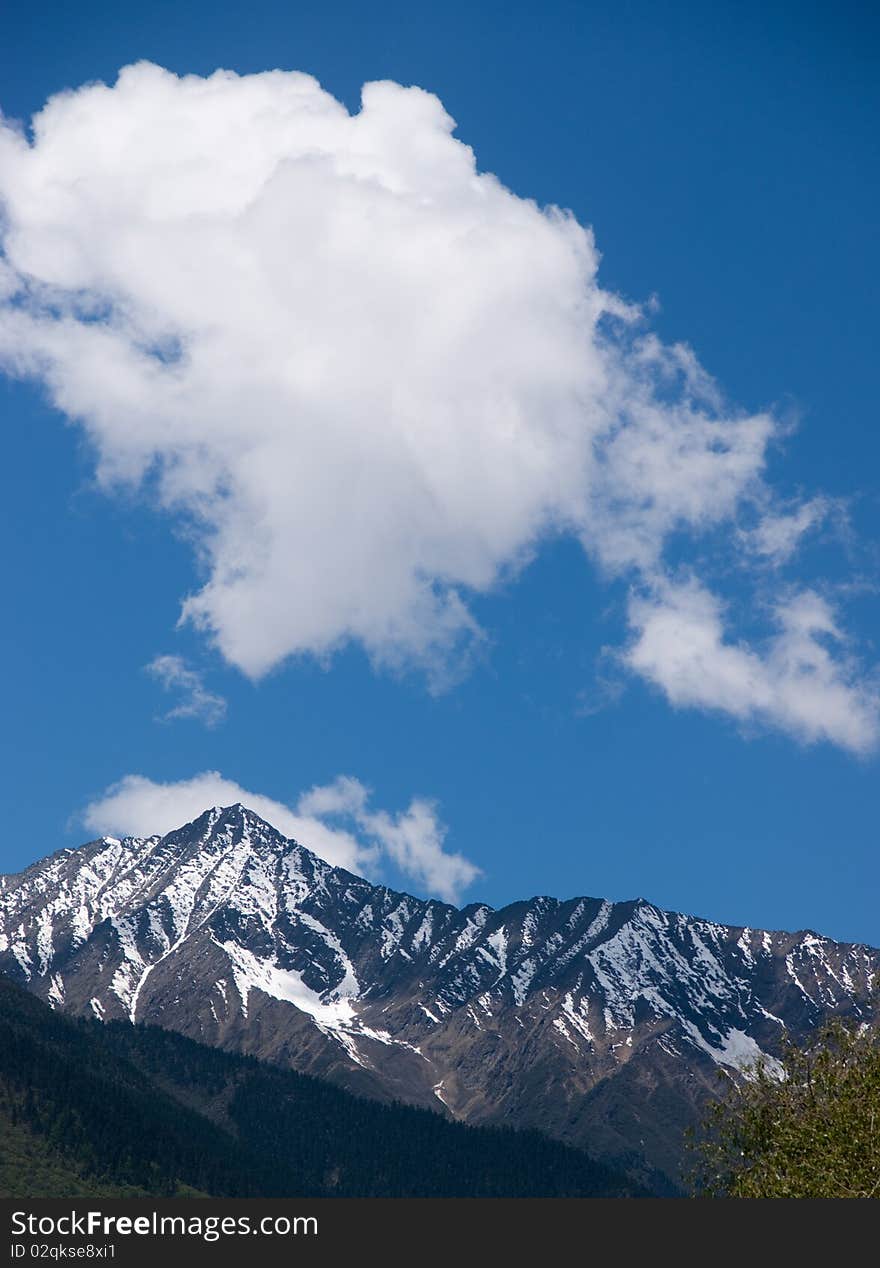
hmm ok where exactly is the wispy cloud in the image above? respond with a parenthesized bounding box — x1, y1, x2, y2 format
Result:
(145, 655, 227, 728)
(82, 771, 480, 904)
(740, 496, 832, 566)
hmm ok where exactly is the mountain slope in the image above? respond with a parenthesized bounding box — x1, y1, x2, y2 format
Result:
(0, 973, 644, 1198)
(1, 804, 877, 1184)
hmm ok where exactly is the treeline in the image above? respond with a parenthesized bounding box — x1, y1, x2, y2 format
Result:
(0, 976, 647, 1198)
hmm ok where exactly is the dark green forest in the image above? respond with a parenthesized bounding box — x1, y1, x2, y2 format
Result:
(0, 975, 646, 1198)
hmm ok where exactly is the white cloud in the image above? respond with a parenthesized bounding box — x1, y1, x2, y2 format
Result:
(625, 579, 879, 754)
(82, 770, 480, 903)
(0, 62, 873, 751)
(742, 496, 830, 565)
(0, 64, 770, 669)
(297, 773, 480, 901)
(145, 654, 227, 727)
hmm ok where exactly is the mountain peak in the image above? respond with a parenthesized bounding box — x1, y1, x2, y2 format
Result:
(175, 801, 289, 843)
(1, 814, 878, 1188)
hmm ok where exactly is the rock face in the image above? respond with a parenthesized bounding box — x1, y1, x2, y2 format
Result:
(1, 804, 877, 1185)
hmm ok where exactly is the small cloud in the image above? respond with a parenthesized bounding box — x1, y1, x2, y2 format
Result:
(297, 774, 482, 902)
(741, 496, 830, 566)
(145, 654, 227, 728)
(624, 578, 879, 754)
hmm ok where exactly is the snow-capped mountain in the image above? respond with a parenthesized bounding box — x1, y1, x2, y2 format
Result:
(1, 804, 877, 1183)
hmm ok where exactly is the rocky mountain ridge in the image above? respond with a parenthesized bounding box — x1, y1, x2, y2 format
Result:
(2, 804, 876, 1182)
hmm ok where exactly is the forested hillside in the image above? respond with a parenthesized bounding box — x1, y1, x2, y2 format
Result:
(0, 975, 648, 1198)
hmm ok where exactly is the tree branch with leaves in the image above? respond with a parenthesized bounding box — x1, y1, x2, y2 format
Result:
(689, 1014, 880, 1198)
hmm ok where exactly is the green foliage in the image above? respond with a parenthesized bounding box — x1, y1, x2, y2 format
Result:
(0, 1112, 153, 1197)
(690, 1016, 880, 1198)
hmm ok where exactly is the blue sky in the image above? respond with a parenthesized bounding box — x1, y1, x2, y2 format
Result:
(1, 0, 878, 942)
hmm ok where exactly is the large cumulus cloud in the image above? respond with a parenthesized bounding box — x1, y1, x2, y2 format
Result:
(0, 62, 875, 749)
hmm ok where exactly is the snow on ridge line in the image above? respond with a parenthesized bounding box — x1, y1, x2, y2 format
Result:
(3, 809, 880, 1064)
(4, 810, 878, 967)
